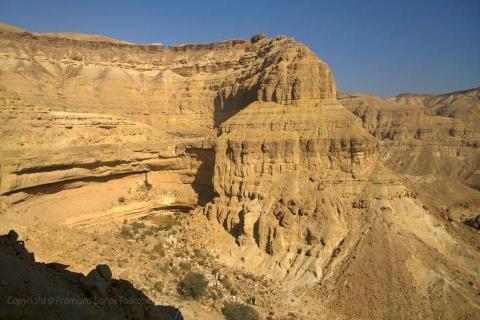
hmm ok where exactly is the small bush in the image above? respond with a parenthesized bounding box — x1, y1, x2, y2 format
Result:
(250, 32, 266, 43)
(142, 227, 155, 237)
(118, 196, 126, 204)
(193, 248, 203, 258)
(131, 221, 146, 234)
(243, 272, 256, 281)
(178, 272, 208, 299)
(179, 261, 191, 271)
(228, 286, 238, 296)
(119, 225, 133, 239)
(211, 289, 224, 300)
(222, 302, 260, 320)
(220, 277, 238, 296)
(152, 243, 165, 257)
(153, 281, 163, 293)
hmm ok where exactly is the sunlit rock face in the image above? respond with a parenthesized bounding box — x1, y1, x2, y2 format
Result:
(339, 90, 480, 221)
(1, 23, 479, 320)
(0, 24, 334, 202)
(203, 98, 379, 284)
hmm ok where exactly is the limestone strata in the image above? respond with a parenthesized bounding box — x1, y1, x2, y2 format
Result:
(339, 90, 480, 221)
(0, 93, 212, 204)
(202, 100, 377, 284)
(197, 98, 480, 317)
(0, 24, 335, 211)
(0, 24, 335, 137)
(339, 90, 480, 181)
(1, 22, 479, 319)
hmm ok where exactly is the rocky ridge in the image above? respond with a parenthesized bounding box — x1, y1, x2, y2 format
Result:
(0, 22, 479, 320)
(0, 22, 335, 214)
(339, 89, 480, 222)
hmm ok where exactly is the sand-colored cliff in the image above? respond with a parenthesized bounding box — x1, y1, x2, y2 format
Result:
(0, 22, 478, 319)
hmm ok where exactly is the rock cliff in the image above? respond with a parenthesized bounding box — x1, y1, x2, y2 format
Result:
(339, 89, 480, 222)
(203, 100, 377, 282)
(0, 22, 479, 319)
(0, 23, 335, 214)
(192, 89, 479, 320)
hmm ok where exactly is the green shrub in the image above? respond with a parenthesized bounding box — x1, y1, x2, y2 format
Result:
(131, 221, 146, 234)
(193, 248, 204, 257)
(179, 261, 191, 271)
(229, 287, 238, 296)
(243, 272, 256, 281)
(142, 227, 155, 237)
(152, 243, 165, 257)
(220, 277, 238, 296)
(250, 32, 266, 44)
(211, 289, 224, 300)
(119, 225, 133, 239)
(177, 272, 208, 299)
(153, 281, 163, 293)
(222, 302, 260, 320)
(148, 254, 157, 261)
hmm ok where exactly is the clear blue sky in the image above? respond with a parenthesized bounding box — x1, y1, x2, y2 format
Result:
(1, 0, 479, 97)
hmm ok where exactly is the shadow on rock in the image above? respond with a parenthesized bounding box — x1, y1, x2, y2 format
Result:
(0, 230, 183, 320)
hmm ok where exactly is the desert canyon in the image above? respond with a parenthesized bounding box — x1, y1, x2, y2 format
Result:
(0, 22, 479, 319)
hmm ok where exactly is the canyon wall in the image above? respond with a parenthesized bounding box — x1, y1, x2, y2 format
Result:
(0, 23, 334, 212)
(339, 90, 480, 222)
(1, 22, 479, 319)
(195, 91, 480, 318)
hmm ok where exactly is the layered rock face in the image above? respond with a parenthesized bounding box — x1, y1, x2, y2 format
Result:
(204, 101, 377, 281)
(339, 90, 480, 182)
(0, 89, 214, 219)
(0, 23, 335, 133)
(1, 22, 479, 319)
(199, 95, 479, 318)
(339, 90, 480, 222)
(0, 23, 335, 214)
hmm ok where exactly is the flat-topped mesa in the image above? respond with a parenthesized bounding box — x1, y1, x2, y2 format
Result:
(0, 25, 336, 128)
